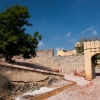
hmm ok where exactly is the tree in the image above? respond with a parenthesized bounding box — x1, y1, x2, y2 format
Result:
(0, 5, 42, 62)
(75, 42, 84, 54)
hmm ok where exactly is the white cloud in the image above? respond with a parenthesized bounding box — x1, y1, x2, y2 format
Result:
(69, 39, 76, 42)
(38, 41, 45, 47)
(81, 31, 85, 34)
(66, 32, 71, 38)
(55, 48, 60, 51)
(81, 26, 98, 35)
(86, 27, 92, 31)
(55, 47, 64, 51)
(92, 30, 97, 35)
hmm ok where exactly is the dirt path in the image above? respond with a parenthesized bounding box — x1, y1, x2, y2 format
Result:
(47, 76, 100, 100)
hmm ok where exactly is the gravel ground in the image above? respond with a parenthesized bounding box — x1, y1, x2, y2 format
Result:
(15, 79, 72, 100)
(15, 74, 95, 100)
(49, 79, 72, 88)
(47, 76, 100, 100)
(15, 87, 54, 100)
(64, 74, 90, 86)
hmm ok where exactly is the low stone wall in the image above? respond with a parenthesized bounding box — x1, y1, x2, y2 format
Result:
(0, 62, 63, 82)
(0, 72, 59, 99)
(29, 55, 85, 74)
(0, 62, 63, 99)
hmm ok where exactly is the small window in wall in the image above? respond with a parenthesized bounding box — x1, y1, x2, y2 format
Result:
(63, 50, 67, 52)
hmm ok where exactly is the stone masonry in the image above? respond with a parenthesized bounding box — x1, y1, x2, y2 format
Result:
(30, 49, 85, 75)
(36, 49, 54, 57)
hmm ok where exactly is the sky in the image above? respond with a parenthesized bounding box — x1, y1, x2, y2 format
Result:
(0, 0, 100, 54)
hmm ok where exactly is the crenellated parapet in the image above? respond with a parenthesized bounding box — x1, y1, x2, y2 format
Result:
(84, 41, 100, 53)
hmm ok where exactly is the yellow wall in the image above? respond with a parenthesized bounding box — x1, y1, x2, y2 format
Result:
(57, 50, 76, 56)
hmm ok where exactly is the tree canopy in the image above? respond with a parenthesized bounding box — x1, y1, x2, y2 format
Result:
(0, 5, 42, 62)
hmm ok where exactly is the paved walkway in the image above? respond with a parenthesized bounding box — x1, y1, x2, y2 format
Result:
(47, 76, 100, 100)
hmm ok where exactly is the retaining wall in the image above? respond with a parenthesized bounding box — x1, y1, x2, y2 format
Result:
(0, 63, 63, 82)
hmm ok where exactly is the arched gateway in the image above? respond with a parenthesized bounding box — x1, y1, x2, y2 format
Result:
(84, 41, 100, 80)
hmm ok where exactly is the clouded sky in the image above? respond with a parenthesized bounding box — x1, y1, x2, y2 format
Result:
(0, 0, 100, 54)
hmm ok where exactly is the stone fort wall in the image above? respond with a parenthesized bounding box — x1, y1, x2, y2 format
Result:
(0, 49, 85, 82)
(30, 49, 85, 74)
(36, 49, 54, 57)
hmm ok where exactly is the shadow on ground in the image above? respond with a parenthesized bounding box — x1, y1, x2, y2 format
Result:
(0, 57, 53, 72)
(14, 61, 52, 71)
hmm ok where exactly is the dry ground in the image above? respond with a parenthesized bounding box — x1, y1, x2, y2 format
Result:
(9, 75, 100, 100)
(47, 76, 100, 100)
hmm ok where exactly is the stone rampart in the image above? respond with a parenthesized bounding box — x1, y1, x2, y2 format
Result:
(36, 49, 54, 57)
(0, 49, 85, 81)
(30, 55, 85, 74)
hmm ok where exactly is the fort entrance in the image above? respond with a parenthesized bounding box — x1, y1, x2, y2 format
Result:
(84, 41, 100, 80)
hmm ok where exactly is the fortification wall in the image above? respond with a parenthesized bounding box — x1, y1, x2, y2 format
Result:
(36, 49, 54, 57)
(30, 55, 85, 74)
(0, 49, 85, 82)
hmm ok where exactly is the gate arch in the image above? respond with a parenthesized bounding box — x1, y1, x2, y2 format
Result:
(91, 53, 100, 79)
(84, 41, 100, 80)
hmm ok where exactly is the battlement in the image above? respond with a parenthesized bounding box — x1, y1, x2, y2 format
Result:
(84, 41, 100, 49)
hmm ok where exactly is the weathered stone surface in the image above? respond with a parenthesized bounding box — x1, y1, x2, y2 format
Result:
(0, 62, 63, 82)
(0, 76, 59, 99)
(36, 49, 54, 57)
(30, 55, 85, 74)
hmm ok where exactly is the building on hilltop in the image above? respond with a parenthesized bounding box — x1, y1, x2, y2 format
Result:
(57, 49, 77, 56)
(57, 42, 81, 56)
